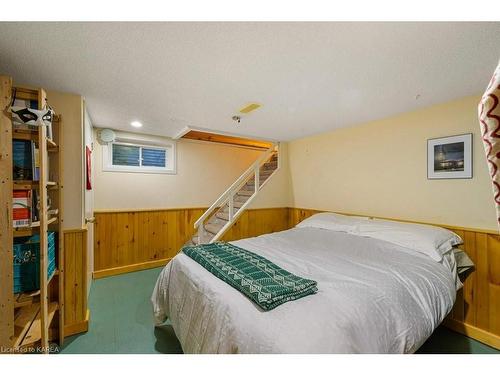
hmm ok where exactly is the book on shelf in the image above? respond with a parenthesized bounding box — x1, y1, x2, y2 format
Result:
(13, 98, 38, 109)
(32, 144, 40, 181)
(12, 140, 42, 181)
(13, 190, 31, 228)
(32, 192, 51, 216)
(12, 140, 33, 180)
(12, 189, 50, 227)
(31, 189, 39, 222)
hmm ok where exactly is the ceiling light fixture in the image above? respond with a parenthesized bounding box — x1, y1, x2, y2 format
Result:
(131, 121, 143, 128)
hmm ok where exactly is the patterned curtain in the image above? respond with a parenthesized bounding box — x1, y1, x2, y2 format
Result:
(479, 60, 500, 231)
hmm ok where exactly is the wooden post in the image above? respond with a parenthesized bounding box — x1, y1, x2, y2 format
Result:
(254, 165, 260, 193)
(56, 115, 65, 345)
(38, 89, 49, 352)
(228, 194, 234, 222)
(0, 75, 13, 350)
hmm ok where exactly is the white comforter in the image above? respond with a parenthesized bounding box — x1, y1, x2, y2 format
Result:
(151, 228, 457, 353)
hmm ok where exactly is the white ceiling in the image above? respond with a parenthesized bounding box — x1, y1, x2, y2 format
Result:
(0, 22, 499, 141)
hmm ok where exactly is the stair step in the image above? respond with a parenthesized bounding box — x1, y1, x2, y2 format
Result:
(197, 231, 215, 244)
(216, 207, 243, 220)
(224, 199, 245, 209)
(260, 167, 276, 174)
(246, 177, 271, 188)
(216, 211, 230, 221)
(212, 216, 229, 226)
(205, 222, 226, 235)
(233, 194, 247, 203)
(237, 189, 254, 197)
(248, 169, 275, 180)
(223, 204, 248, 212)
(185, 234, 201, 246)
(247, 174, 271, 183)
(206, 212, 228, 227)
(262, 161, 278, 170)
(253, 172, 274, 179)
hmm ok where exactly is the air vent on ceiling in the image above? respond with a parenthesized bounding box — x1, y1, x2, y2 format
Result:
(239, 103, 261, 114)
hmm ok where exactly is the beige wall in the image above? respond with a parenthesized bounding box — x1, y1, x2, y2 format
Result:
(93, 94, 493, 229)
(46, 90, 84, 229)
(249, 142, 292, 209)
(288, 95, 497, 230)
(93, 130, 290, 210)
(51, 89, 493, 231)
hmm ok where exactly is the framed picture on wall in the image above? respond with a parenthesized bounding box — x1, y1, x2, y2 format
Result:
(427, 133, 472, 179)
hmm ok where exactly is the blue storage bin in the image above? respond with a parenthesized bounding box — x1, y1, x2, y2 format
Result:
(13, 232, 57, 293)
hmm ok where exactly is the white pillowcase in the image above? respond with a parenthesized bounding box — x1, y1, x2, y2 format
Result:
(296, 212, 369, 233)
(354, 219, 463, 261)
(296, 212, 463, 262)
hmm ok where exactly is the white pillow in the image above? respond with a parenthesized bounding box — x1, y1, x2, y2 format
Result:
(354, 219, 463, 261)
(296, 212, 369, 233)
(453, 248, 474, 275)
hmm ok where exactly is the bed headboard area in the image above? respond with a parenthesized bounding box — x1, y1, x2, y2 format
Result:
(288, 207, 500, 350)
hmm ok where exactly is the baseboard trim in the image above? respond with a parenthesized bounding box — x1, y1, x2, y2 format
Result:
(443, 318, 500, 350)
(93, 258, 171, 279)
(64, 309, 90, 337)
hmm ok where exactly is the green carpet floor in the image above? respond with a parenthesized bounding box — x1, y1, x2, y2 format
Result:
(61, 267, 182, 354)
(61, 267, 499, 354)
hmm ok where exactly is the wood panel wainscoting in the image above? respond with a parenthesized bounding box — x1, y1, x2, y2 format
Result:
(93, 208, 205, 278)
(288, 207, 500, 350)
(93, 207, 290, 279)
(63, 228, 90, 337)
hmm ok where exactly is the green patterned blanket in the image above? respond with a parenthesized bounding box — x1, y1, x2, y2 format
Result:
(182, 242, 318, 311)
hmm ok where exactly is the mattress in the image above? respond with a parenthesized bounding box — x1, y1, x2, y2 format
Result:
(151, 227, 457, 353)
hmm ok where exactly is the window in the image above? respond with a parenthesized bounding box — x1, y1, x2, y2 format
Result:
(112, 144, 141, 166)
(103, 139, 176, 174)
(141, 147, 167, 167)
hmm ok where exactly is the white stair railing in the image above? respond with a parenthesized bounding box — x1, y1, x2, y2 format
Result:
(194, 143, 279, 243)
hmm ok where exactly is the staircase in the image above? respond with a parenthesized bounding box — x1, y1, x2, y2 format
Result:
(187, 144, 280, 245)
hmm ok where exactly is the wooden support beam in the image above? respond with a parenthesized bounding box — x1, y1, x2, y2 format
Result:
(0, 75, 14, 350)
(181, 130, 273, 149)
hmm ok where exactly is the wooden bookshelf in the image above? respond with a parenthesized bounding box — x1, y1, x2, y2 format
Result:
(12, 129, 38, 141)
(14, 290, 40, 309)
(0, 77, 64, 353)
(13, 181, 59, 190)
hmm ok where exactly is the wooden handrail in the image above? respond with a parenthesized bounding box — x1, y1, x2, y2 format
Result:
(194, 144, 277, 229)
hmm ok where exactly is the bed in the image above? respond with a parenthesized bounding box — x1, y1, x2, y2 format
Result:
(151, 214, 461, 353)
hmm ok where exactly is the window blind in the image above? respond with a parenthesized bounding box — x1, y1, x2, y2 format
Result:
(142, 147, 167, 167)
(112, 144, 140, 166)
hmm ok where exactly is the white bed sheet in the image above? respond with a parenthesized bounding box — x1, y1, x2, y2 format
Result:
(151, 227, 457, 353)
